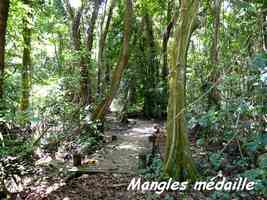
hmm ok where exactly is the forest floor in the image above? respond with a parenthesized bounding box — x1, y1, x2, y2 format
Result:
(21, 115, 167, 200)
(8, 114, 263, 200)
(15, 113, 233, 200)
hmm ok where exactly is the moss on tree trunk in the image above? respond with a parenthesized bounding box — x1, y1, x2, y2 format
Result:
(21, 0, 31, 114)
(164, 0, 199, 180)
(143, 10, 159, 119)
(207, 0, 222, 110)
(0, 0, 10, 110)
(92, 0, 133, 121)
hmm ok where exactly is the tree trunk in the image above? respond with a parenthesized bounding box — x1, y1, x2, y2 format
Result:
(21, 0, 31, 113)
(262, 1, 267, 51)
(64, 0, 96, 106)
(162, 0, 176, 80)
(207, 0, 222, 110)
(184, 18, 200, 103)
(56, 32, 64, 75)
(86, 0, 100, 52)
(119, 80, 132, 123)
(96, 0, 116, 99)
(143, 10, 159, 118)
(70, 7, 90, 105)
(92, 0, 132, 121)
(164, 0, 199, 180)
(0, 0, 10, 109)
(162, 2, 178, 116)
(80, 0, 101, 105)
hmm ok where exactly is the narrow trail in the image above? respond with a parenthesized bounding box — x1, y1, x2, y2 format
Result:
(22, 115, 207, 200)
(89, 116, 156, 173)
(44, 116, 159, 200)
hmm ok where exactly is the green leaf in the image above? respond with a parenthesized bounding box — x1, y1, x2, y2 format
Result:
(244, 142, 258, 152)
(196, 138, 205, 146)
(258, 153, 267, 169)
(242, 168, 264, 179)
(209, 153, 224, 170)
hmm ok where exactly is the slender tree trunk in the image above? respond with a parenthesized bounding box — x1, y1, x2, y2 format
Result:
(21, 0, 32, 113)
(67, 3, 93, 106)
(64, 1, 94, 106)
(119, 79, 133, 123)
(0, 0, 10, 109)
(262, 1, 267, 51)
(56, 32, 63, 75)
(86, 0, 100, 52)
(64, 0, 101, 106)
(79, 45, 89, 105)
(80, 0, 100, 105)
(143, 10, 159, 118)
(96, 0, 116, 99)
(162, 0, 175, 80)
(92, 0, 132, 121)
(164, 0, 199, 180)
(184, 18, 200, 103)
(162, 5, 178, 116)
(70, 7, 90, 105)
(207, 0, 222, 110)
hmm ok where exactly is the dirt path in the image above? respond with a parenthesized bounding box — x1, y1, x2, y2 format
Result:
(20, 116, 209, 200)
(42, 117, 158, 200)
(89, 117, 156, 173)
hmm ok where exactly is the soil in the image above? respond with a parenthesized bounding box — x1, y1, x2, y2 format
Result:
(22, 115, 162, 200)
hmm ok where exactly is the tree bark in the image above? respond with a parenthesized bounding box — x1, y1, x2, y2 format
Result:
(64, 0, 98, 106)
(92, 0, 132, 121)
(162, 0, 176, 80)
(207, 0, 222, 110)
(21, 0, 32, 113)
(86, 0, 100, 52)
(164, 0, 199, 180)
(161, 1, 178, 116)
(55, 32, 64, 74)
(0, 0, 10, 108)
(143, 10, 159, 118)
(96, 0, 116, 98)
(64, 1, 84, 104)
(80, 0, 101, 105)
(262, 1, 267, 51)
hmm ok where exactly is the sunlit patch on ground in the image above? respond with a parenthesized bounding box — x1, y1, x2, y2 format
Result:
(129, 127, 154, 135)
(117, 142, 146, 151)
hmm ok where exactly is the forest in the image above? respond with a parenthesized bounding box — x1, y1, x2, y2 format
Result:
(0, 0, 266, 199)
